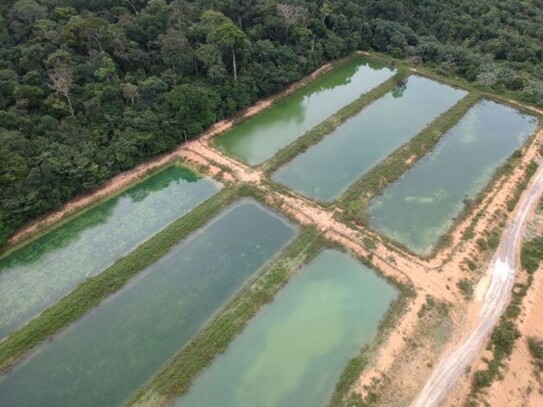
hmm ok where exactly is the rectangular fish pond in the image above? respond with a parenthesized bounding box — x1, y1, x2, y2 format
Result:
(175, 249, 398, 407)
(0, 165, 219, 340)
(272, 76, 467, 202)
(0, 199, 298, 407)
(369, 100, 538, 254)
(213, 56, 395, 165)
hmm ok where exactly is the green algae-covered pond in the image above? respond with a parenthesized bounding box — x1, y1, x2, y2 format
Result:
(0, 199, 297, 407)
(0, 166, 218, 340)
(176, 249, 398, 407)
(214, 57, 394, 165)
(369, 100, 538, 254)
(272, 76, 467, 202)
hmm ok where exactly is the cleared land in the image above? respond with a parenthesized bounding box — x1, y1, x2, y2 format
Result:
(1, 52, 542, 407)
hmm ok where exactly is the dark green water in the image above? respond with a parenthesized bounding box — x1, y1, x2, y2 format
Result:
(0, 199, 297, 407)
(214, 57, 394, 165)
(176, 249, 398, 407)
(272, 76, 467, 202)
(0, 166, 218, 340)
(369, 100, 537, 254)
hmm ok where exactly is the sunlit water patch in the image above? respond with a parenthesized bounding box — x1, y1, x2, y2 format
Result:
(214, 57, 395, 165)
(176, 249, 398, 407)
(369, 100, 537, 253)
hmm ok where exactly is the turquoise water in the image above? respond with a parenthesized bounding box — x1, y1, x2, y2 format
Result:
(214, 57, 395, 165)
(272, 76, 467, 202)
(369, 100, 538, 253)
(0, 199, 298, 407)
(176, 249, 398, 407)
(0, 166, 219, 340)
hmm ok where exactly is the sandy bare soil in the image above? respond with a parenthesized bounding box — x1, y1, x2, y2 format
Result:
(356, 297, 457, 407)
(481, 262, 543, 407)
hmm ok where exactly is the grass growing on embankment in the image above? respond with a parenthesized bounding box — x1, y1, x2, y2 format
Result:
(129, 226, 326, 405)
(129, 232, 414, 407)
(528, 337, 543, 372)
(338, 92, 481, 222)
(261, 76, 401, 176)
(521, 237, 543, 273)
(0, 184, 253, 372)
(343, 296, 451, 407)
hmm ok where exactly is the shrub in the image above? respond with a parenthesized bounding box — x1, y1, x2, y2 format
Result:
(521, 237, 543, 274)
(528, 337, 543, 371)
(473, 369, 493, 389)
(491, 320, 520, 356)
(457, 278, 473, 299)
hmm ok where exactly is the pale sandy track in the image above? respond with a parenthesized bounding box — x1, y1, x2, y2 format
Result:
(413, 161, 543, 407)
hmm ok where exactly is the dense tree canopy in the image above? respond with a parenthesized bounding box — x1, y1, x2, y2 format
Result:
(1, 0, 542, 246)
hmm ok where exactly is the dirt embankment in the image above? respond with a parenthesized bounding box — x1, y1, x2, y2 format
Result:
(356, 296, 457, 407)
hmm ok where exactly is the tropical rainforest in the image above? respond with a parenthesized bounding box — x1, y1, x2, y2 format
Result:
(1, 0, 542, 246)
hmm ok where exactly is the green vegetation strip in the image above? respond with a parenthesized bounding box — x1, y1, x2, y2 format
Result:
(528, 337, 543, 372)
(261, 75, 401, 176)
(506, 160, 540, 212)
(0, 185, 249, 372)
(472, 159, 539, 255)
(339, 92, 481, 221)
(521, 237, 543, 274)
(129, 226, 326, 405)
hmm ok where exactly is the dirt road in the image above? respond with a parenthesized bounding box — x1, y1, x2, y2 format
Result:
(413, 160, 543, 407)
